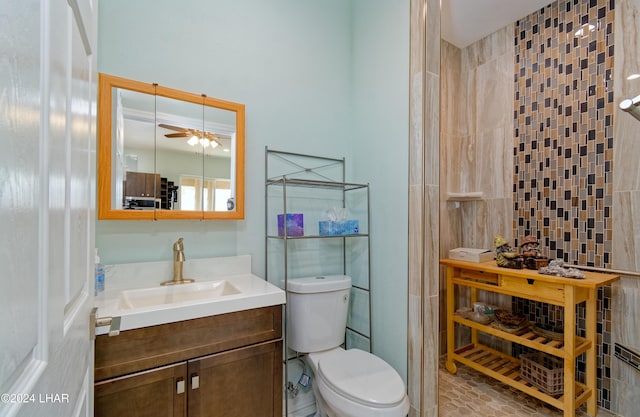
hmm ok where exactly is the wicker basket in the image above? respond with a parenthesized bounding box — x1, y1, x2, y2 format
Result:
(520, 352, 564, 395)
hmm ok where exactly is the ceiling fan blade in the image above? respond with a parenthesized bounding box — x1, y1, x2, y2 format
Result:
(159, 123, 188, 132)
(165, 132, 189, 138)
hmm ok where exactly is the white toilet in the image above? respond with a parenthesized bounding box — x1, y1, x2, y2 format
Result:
(286, 275, 410, 417)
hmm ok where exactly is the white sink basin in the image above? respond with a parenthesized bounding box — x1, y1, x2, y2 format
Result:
(94, 271, 286, 336)
(117, 280, 241, 310)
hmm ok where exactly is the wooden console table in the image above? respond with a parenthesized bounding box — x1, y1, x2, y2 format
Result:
(441, 258, 619, 417)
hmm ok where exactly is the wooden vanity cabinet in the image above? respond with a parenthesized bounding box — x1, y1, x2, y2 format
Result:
(124, 171, 162, 198)
(94, 305, 283, 417)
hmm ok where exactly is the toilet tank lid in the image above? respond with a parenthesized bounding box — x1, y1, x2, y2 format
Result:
(286, 275, 352, 293)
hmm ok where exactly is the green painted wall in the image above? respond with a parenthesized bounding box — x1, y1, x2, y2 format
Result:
(97, 0, 408, 381)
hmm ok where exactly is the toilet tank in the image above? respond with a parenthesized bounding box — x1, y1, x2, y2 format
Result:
(286, 275, 351, 353)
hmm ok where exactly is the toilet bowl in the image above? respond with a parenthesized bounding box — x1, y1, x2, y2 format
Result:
(305, 348, 410, 417)
(286, 275, 409, 417)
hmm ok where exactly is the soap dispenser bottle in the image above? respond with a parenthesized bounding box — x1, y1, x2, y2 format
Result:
(95, 249, 105, 295)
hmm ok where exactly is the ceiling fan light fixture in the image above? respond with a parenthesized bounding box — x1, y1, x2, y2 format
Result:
(200, 138, 210, 148)
(188, 135, 199, 146)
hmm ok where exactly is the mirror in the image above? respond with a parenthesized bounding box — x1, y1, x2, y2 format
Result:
(97, 73, 245, 220)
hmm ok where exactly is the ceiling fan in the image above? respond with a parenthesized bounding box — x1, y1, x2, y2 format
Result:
(158, 123, 223, 149)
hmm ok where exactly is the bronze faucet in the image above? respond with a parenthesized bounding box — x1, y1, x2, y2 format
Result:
(161, 237, 194, 285)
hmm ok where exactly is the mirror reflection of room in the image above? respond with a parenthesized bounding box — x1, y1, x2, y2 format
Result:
(116, 88, 235, 212)
(98, 72, 245, 220)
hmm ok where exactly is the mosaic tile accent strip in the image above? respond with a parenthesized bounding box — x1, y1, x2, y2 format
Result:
(614, 343, 640, 372)
(514, 0, 614, 267)
(513, 0, 614, 409)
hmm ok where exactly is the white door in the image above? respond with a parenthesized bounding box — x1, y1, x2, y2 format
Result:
(0, 0, 97, 416)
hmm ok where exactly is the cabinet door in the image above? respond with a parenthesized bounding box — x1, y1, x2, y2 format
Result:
(124, 171, 146, 197)
(95, 362, 187, 417)
(124, 172, 161, 197)
(149, 173, 162, 197)
(188, 340, 282, 417)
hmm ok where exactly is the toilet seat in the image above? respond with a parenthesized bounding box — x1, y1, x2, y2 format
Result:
(317, 349, 406, 407)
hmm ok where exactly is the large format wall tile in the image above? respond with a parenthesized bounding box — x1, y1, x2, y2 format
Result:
(612, 191, 640, 271)
(441, 41, 466, 137)
(474, 51, 514, 135)
(460, 198, 513, 249)
(462, 25, 514, 70)
(475, 127, 513, 198)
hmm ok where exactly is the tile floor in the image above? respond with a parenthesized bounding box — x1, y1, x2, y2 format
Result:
(439, 361, 619, 417)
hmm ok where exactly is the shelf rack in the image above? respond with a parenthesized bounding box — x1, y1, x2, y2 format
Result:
(265, 148, 372, 416)
(265, 147, 372, 351)
(441, 258, 620, 417)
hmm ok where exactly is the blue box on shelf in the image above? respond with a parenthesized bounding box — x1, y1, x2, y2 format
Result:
(319, 221, 340, 236)
(318, 220, 359, 235)
(340, 219, 359, 234)
(277, 213, 304, 237)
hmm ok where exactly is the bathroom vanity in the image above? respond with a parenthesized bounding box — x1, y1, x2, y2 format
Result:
(94, 306, 282, 417)
(92, 255, 285, 417)
(441, 259, 619, 417)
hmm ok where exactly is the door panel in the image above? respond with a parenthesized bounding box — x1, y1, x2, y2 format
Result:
(0, 0, 42, 402)
(0, 0, 97, 416)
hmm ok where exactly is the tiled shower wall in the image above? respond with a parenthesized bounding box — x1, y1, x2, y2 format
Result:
(612, 0, 640, 415)
(441, 0, 623, 412)
(513, 0, 615, 409)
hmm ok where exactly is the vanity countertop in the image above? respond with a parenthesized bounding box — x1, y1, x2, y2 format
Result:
(93, 255, 285, 335)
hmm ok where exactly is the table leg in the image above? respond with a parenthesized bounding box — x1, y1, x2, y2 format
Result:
(564, 286, 576, 417)
(586, 288, 598, 416)
(446, 267, 457, 374)
(470, 287, 478, 346)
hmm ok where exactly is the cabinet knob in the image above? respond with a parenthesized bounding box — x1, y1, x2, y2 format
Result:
(191, 374, 200, 390)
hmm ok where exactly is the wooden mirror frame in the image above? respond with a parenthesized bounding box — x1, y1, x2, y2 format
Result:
(97, 73, 245, 220)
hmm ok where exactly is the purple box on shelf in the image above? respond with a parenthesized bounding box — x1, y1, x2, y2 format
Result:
(277, 213, 304, 237)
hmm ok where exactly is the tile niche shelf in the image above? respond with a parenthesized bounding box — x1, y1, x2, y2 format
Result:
(446, 191, 485, 201)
